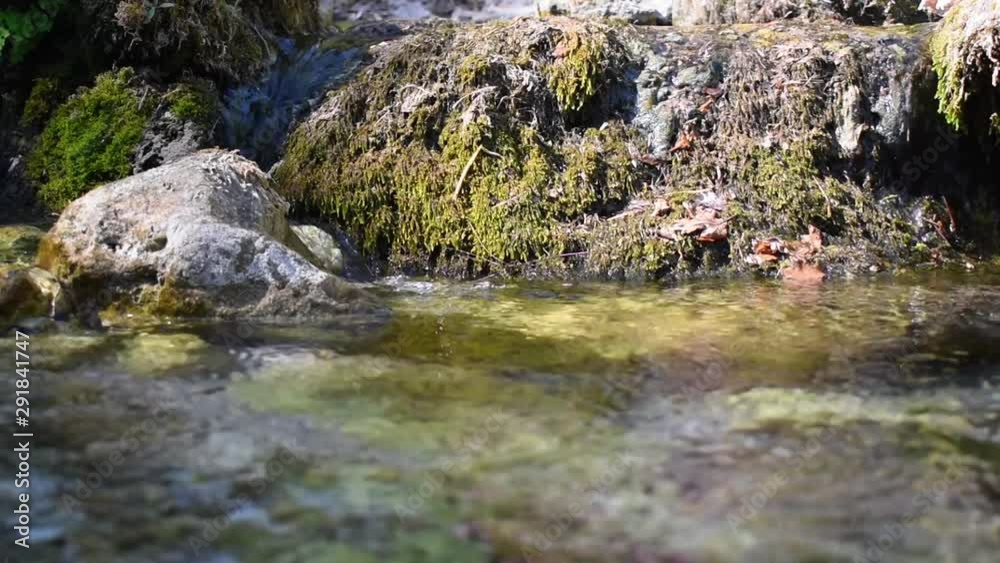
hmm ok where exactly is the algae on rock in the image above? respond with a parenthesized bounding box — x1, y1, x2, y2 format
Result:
(276, 18, 652, 277)
(930, 0, 1000, 140)
(278, 18, 971, 279)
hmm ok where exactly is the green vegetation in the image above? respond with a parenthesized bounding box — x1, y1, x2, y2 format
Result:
(930, 0, 1000, 135)
(0, 0, 64, 66)
(27, 68, 153, 211)
(276, 19, 649, 276)
(166, 79, 218, 127)
(20, 76, 61, 127)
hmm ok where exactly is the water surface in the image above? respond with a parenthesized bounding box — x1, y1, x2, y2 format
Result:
(3, 271, 1000, 562)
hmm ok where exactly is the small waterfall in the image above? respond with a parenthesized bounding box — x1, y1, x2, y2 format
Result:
(219, 38, 366, 170)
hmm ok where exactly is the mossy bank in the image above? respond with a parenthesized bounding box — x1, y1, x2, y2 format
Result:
(276, 16, 1000, 280)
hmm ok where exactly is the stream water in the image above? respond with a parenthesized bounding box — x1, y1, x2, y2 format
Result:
(2, 268, 999, 562)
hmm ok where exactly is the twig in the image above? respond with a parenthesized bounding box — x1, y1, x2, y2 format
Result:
(451, 144, 484, 200)
(942, 196, 957, 233)
(814, 179, 833, 218)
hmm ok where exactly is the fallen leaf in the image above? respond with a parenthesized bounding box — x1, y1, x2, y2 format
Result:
(698, 98, 716, 113)
(781, 261, 826, 284)
(659, 207, 727, 242)
(697, 222, 728, 242)
(754, 238, 785, 260)
(670, 131, 696, 153)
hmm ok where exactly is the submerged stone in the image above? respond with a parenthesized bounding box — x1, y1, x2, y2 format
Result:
(0, 224, 44, 267)
(116, 333, 211, 377)
(0, 267, 69, 328)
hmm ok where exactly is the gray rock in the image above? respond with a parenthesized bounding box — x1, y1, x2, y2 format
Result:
(0, 267, 70, 328)
(290, 225, 345, 275)
(40, 150, 377, 320)
(133, 110, 214, 173)
(537, 0, 673, 24)
(671, 0, 927, 26)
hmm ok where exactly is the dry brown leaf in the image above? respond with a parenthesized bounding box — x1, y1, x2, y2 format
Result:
(660, 207, 727, 242)
(697, 222, 728, 242)
(781, 261, 826, 284)
(754, 238, 785, 259)
(670, 131, 695, 153)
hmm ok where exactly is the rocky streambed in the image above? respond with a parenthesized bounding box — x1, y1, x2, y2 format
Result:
(3, 272, 1000, 562)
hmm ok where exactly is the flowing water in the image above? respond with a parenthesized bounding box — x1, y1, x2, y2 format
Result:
(2, 268, 1000, 563)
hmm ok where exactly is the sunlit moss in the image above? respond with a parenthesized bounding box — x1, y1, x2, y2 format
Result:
(27, 68, 152, 210)
(275, 19, 648, 276)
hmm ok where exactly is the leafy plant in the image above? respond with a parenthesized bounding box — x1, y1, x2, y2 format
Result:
(0, 0, 65, 66)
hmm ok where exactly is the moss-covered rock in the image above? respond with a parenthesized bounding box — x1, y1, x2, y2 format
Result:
(277, 18, 979, 279)
(671, 0, 928, 26)
(277, 18, 654, 277)
(86, 0, 318, 82)
(26, 68, 153, 210)
(930, 0, 1000, 140)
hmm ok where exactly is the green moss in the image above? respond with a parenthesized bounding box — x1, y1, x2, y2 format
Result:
(112, 0, 275, 81)
(544, 27, 616, 113)
(20, 77, 61, 127)
(930, 0, 1000, 135)
(27, 68, 153, 211)
(931, 17, 965, 131)
(166, 79, 218, 128)
(276, 19, 647, 276)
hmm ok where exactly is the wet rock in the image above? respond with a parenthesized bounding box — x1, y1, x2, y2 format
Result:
(290, 224, 346, 275)
(277, 17, 977, 279)
(39, 149, 378, 321)
(931, 0, 1000, 140)
(0, 267, 70, 328)
(671, 0, 927, 26)
(538, 0, 674, 24)
(0, 224, 45, 267)
(132, 110, 214, 173)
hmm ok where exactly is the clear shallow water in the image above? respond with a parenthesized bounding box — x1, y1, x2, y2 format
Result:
(3, 272, 1000, 563)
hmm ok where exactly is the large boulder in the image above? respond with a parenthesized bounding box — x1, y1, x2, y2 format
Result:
(275, 17, 995, 280)
(39, 150, 377, 321)
(931, 0, 1000, 140)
